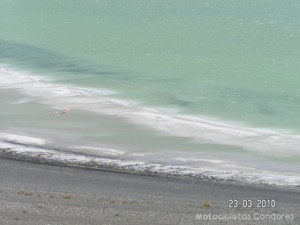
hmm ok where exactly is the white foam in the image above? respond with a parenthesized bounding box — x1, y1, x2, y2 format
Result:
(173, 157, 255, 170)
(173, 157, 228, 164)
(72, 145, 125, 156)
(128, 153, 148, 157)
(0, 133, 46, 145)
(1, 66, 300, 155)
(0, 142, 299, 188)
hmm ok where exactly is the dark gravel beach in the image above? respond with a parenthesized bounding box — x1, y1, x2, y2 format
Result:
(0, 158, 299, 225)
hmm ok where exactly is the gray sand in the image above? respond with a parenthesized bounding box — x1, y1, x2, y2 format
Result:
(0, 159, 299, 225)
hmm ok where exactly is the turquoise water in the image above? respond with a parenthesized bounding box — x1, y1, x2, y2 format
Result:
(1, 0, 300, 130)
(1, 0, 300, 186)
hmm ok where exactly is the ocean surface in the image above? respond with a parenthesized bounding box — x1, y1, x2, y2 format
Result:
(1, 0, 300, 188)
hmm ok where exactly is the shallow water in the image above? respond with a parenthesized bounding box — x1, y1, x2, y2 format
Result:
(1, 0, 300, 187)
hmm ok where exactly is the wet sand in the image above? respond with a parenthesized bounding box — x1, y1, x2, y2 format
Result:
(0, 158, 299, 225)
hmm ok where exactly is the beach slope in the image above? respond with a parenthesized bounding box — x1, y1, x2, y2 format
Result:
(0, 159, 299, 225)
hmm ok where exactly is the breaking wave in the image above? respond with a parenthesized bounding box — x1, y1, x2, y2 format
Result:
(0, 136, 299, 189)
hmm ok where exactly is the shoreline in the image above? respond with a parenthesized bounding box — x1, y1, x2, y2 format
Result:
(1, 141, 300, 189)
(0, 158, 299, 225)
(1, 68, 300, 190)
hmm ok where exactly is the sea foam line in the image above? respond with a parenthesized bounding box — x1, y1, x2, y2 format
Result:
(0, 140, 300, 189)
(1, 66, 300, 154)
(0, 133, 47, 145)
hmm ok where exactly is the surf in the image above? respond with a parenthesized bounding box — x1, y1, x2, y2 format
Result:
(1, 66, 300, 155)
